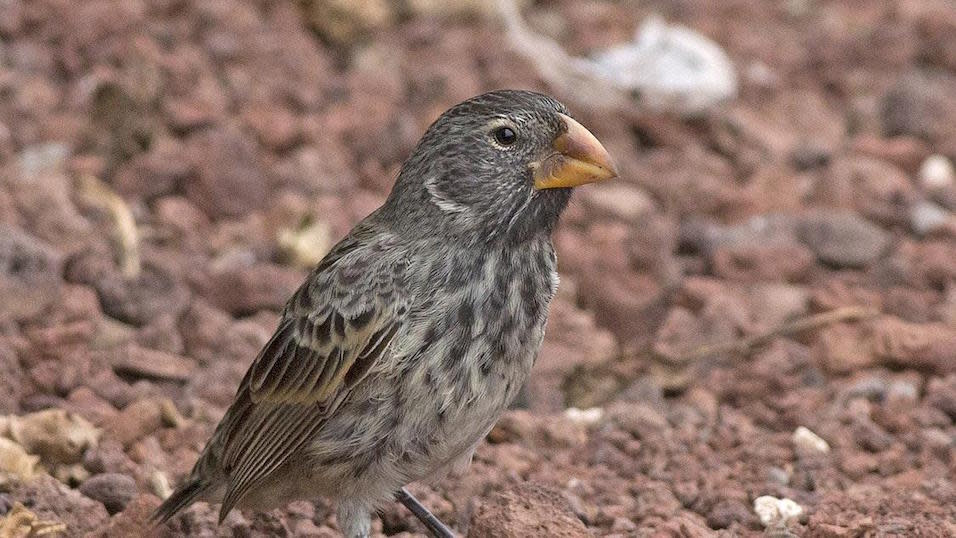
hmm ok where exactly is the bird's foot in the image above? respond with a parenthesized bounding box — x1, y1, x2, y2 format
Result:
(395, 487, 456, 538)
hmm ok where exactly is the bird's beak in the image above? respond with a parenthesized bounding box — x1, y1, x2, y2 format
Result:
(532, 113, 618, 190)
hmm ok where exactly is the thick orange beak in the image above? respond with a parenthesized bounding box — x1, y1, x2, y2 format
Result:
(532, 113, 618, 190)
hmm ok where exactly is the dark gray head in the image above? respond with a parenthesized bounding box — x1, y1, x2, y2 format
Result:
(380, 90, 616, 244)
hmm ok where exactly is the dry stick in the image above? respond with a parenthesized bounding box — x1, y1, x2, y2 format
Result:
(77, 174, 141, 279)
(666, 306, 880, 365)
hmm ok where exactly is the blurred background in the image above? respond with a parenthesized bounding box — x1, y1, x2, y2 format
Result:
(0, 0, 953, 536)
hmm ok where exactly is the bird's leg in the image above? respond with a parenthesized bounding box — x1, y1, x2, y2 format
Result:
(395, 487, 456, 538)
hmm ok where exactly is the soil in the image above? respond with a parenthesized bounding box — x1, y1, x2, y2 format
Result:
(0, 0, 953, 536)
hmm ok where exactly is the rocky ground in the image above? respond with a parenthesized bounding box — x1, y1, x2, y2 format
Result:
(0, 0, 954, 536)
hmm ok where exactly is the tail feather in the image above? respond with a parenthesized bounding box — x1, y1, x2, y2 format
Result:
(151, 478, 205, 525)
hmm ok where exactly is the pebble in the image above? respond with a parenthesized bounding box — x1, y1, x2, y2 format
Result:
(797, 211, 890, 268)
(104, 399, 163, 447)
(564, 407, 605, 426)
(149, 470, 173, 500)
(79, 473, 138, 514)
(0, 225, 63, 321)
(110, 344, 196, 383)
(5, 474, 109, 534)
(909, 200, 952, 236)
(792, 426, 830, 455)
(919, 154, 954, 191)
(753, 495, 804, 528)
(18, 142, 70, 177)
(81, 440, 135, 475)
(469, 483, 590, 537)
(7, 409, 101, 465)
(277, 219, 332, 270)
(0, 437, 40, 480)
(183, 126, 271, 219)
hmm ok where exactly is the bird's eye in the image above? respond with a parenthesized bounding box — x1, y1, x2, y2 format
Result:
(492, 126, 517, 147)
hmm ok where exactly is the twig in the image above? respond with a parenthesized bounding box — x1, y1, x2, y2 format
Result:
(665, 306, 880, 364)
(77, 174, 141, 278)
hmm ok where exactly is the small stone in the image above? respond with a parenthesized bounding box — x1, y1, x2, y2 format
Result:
(767, 466, 791, 486)
(64, 387, 117, 426)
(242, 103, 301, 151)
(797, 211, 890, 268)
(814, 323, 877, 373)
(64, 252, 190, 327)
(82, 439, 136, 475)
(110, 344, 196, 382)
(18, 143, 70, 178)
(53, 462, 89, 486)
(792, 426, 830, 455)
(7, 409, 101, 465)
(198, 260, 303, 316)
(0, 341, 25, 415)
(0, 437, 40, 480)
(277, 219, 332, 270)
(753, 496, 804, 528)
(711, 243, 815, 282)
(872, 317, 956, 374)
(707, 499, 757, 529)
(159, 399, 186, 428)
(5, 473, 109, 534)
(183, 126, 270, 220)
(469, 483, 590, 537)
(298, 0, 395, 47)
(111, 137, 191, 200)
(0, 225, 63, 321)
(104, 399, 162, 447)
(610, 516, 638, 532)
(880, 72, 956, 147)
(149, 470, 173, 500)
(919, 154, 954, 191)
(910, 200, 952, 236)
(921, 428, 954, 455)
(608, 402, 670, 441)
(84, 494, 161, 538)
(79, 473, 137, 514)
(0, 502, 66, 536)
(564, 407, 604, 426)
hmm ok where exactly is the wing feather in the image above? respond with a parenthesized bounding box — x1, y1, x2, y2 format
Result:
(205, 235, 408, 522)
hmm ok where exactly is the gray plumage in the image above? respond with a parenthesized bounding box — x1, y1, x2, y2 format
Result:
(152, 90, 614, 537)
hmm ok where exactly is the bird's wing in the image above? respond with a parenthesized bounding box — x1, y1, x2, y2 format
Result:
(211, 235, 409, 520)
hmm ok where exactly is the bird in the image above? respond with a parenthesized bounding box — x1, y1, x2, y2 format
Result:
(151, 89, 617, 537)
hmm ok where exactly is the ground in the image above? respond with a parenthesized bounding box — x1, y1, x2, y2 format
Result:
(0, 0, 954, 536)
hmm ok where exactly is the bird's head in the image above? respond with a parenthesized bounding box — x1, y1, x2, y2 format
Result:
(383, 90, 617, 243)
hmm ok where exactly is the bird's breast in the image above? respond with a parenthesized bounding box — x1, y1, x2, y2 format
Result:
(401, 237, 558, 416)
(303, 238, 559, 493)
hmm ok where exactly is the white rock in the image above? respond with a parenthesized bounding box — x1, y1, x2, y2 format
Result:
(792, 426, 830, 454)
(150, 470, 173, 500)
(919, 154, 954, 191)
(564, 407, 604, 426)
(498, 0, 737, 116)
(590, 15, 738, 115)
(753, 495, 804, 528)
(0, 437, 40, 480)
(7, 409, 101, 465)
(910, 200, 951, 236)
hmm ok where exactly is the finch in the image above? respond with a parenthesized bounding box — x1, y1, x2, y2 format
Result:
(152, 90, 616, 537)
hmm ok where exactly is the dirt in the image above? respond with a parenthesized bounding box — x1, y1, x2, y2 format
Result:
(0, 0, 954, 536)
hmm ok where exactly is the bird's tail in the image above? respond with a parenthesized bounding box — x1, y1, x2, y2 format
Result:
(150, 477, 206, 525)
